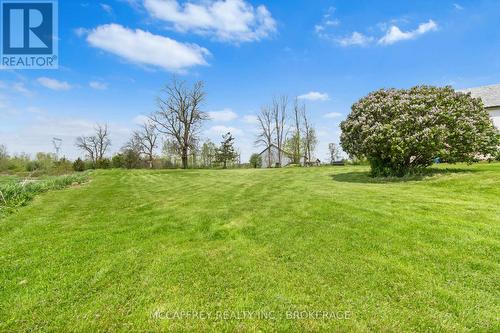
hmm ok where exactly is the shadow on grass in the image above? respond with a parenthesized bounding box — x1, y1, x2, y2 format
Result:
(331, 167, 480, 184)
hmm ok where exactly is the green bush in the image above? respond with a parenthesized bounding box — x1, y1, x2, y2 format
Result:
(84, 160, 95, 170)
(96, 158, 111, 169)
(345, 157, 369, 166)
(26, 161, 42, 172)
(52, 158, 73, 175)
(249, 153, 262, 168)
(340, 86, 499, 177)
(73, 158, 85, 172)
(112, 154, 124, 168)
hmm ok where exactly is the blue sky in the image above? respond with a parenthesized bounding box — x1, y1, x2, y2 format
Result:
(1, 0, 500, 161)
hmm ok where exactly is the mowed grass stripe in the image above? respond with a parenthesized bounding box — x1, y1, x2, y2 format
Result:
(0, 164, 499, 332)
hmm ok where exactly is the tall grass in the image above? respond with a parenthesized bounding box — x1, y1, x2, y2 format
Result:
(0, 173, 89, 217)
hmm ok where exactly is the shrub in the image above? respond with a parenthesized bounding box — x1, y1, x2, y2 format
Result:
(26, 160, 42, 172)
(84, 160, 95, 170)
(345, 157, 369, 166)
(4, 154, 30, 173)
(249, 153, 262, 168)
(73, 158, 85, 172)
(122, 149, 141, 169)
(340, 86, 499, 177)
(112, 154, 124, 168)
(96, 158, 111, 169)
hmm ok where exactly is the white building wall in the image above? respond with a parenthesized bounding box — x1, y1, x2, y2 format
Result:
(259, 146, 301, 168)
(488, 107, 500, 129)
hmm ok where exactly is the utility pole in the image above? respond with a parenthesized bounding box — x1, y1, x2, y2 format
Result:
(52, 137, 62, 160)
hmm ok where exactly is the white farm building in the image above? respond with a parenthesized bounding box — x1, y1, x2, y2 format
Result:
(257, 144, 308, 168)
(460, 84, 500, 129)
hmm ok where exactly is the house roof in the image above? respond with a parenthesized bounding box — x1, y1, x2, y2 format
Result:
(257, 144, 307, 159)
(459, 84, 500, 108)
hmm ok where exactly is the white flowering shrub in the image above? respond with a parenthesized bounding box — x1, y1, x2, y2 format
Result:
(340, 86, 499, 176)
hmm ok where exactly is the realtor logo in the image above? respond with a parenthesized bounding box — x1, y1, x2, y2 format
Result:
(1, 0, 58, 69)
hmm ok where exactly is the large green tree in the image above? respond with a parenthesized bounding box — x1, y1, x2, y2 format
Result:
(340, 86, 499, 176)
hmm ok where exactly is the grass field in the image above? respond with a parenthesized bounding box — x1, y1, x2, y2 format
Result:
(0, 175, 19, 185)
(0, 164, 499, 332)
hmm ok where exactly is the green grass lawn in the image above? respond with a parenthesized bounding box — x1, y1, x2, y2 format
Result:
(0, 164, 499, 332)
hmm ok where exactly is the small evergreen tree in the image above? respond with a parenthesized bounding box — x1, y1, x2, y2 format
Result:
(73, 158, 85, 172)
(215, 132, 237, 169)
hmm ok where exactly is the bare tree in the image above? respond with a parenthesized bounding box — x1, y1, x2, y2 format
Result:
(255, 105, 274, 168)
(0, 144, 8, 160)
(75, 136, 96, 166)
(290, 98, 305, 164)
(272, 96, 288, 167)
(75, 124, 111, 167)
(328, 143, 340, 163)
(302, 109, 317, 163)
(95, 124, 111, 161)
(162, 139, 182, 167)
(132, 122, 158, 168)
(150, 78, 207, 169)
(201, 139, 216, 167)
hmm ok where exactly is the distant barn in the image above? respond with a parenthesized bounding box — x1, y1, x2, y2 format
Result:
(460, 84, 500, 129)
(257, 144, 307, 168)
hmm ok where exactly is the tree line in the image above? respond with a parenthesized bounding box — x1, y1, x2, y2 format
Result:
(73, 78, 241, 170)
(1, 77, 344, 174)
(73, 77, 337, 171)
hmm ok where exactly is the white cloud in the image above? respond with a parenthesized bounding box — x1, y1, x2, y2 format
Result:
(74, 27, 89, 37)
(100, 3, 113, 14)
(324, 112, 342, 119)
(89, 81, 108, 90)
(143, 0, 277, 43)
(12, 82, 32, 96)
(297, 91, 330, 101)
(315, 25, 325, 33)
(378, 20, 438, 45)
(37, 77, 72, 91)
(337, 32, 374, 47)
(325, 19, 340, 27)
(132, 115, 151, 125)
(86, 24, 210, 72)
(243, 115, 258, 124)
(453, 3, 464, 10)
(206, 125, 243, 137)
(208, 108, 238, 122)
(27, 107, 43, 113)
(315, 19, 340, 34)
(315, 6, 340, 38)
(122, 0, 142, 10)
(0, 81, 32, 96)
